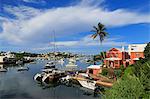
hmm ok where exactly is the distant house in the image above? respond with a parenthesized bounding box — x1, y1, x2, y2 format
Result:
(0, 52, 16, 64)
(0, 56, 8, 64)
(104, 44, 147, 68)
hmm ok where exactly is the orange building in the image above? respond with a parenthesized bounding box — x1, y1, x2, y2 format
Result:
(104, 44, 147, 68)
(104, 48, 129, 68)
(128, 44, 146, 64)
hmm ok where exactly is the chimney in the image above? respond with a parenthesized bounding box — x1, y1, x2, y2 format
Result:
(122, 46, 125, 52)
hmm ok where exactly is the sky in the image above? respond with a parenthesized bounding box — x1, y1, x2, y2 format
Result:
(0, 0, 150, 54)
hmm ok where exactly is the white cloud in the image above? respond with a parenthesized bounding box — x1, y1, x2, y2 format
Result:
(50, 35, 127, 47)
(0, 0, 149, 50)
(23, 0, 46, 4)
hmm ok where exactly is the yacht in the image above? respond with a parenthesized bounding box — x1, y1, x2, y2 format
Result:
(45, 61, 56, 69)
(66, 58, 77, 68)
(42, 69, 66, 83)
(34, 69, 53, 82)
(34, 68, 66, 83)
(58, 59, 64, 65)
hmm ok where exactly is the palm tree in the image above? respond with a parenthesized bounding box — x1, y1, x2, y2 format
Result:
(91, 22, 108, 66)
(91, 22, 108, 44)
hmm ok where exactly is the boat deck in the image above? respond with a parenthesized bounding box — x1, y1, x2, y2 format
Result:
(71, 75, 113, 88)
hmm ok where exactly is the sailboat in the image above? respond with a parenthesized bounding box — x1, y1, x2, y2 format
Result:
(34, 31, 66, 83)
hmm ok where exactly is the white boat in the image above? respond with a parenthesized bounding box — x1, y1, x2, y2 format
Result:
(58, 59, 64, 65)
(34, 73, 43, 82)
(77, 73, 96, 90)
(42, 69, 66, 83)
(34, 68, 66, 83)
(45, 61, 56, 69)
(0, 68, 7, 72)
(0, 65, 7, 72)
(16, 60, 23, 65)
(17, 66, 29, 71)
(78, 80, 96, 90)
(34, 69, 53, 82)
(66, 58, 77, 68)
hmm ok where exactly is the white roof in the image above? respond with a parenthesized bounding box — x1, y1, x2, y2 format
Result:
(105, 57, 121, 61)
(128, 44, 147, 52)
(79, 73, 89, 77)
(87, 65, 101, 69)
(133, 58, 139, 60)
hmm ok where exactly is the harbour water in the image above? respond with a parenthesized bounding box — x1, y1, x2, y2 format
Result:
(0, 60, 101, 99)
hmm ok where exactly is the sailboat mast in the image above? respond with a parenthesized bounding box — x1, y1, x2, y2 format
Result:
(53, 30, 56, 62)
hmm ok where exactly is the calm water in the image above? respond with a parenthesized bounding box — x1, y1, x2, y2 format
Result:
(0, 60, 101, 99)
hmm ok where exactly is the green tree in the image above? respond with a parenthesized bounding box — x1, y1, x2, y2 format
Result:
(144, 42, 150, 60)
(91, 22, 108, 44)
(105, 75, 144, 99)
(91, 22, 108, 65)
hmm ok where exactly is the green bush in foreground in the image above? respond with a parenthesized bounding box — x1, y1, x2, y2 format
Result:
(105, 75, 144, 99)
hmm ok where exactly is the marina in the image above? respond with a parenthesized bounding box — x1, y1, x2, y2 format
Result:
(0, 0, 149, 98)
(0, 59, 102, 99)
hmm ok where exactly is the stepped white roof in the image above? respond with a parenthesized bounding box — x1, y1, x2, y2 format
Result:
(105, 57, 121, 61)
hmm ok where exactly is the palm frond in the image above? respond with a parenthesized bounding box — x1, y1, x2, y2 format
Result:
(91, 30, 97, 32)
(91, 34, 98, 39)
(93, 26, 98, 31)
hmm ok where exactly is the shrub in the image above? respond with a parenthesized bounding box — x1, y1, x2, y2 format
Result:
(105, 75, 144, 99)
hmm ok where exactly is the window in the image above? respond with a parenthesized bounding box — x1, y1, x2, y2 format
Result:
(115, 53, 118, 57)
(115, 61, 118, 64)
(136, 53, 140, 58)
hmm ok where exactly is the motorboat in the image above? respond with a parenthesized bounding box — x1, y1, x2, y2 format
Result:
(17, 66, 29, 71)
(58, 59, 64, 65)
(16, 60, 23, 65)
(34, 68, 66, 83)
(66, 58, 78, 68)
(42, 70, 66, 83)
(34, 69, 53, 82)
(76, 73, 96, 90)
(45, 61, 56, 69)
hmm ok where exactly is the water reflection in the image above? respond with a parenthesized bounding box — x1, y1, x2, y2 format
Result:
(0, 60, 100, 99)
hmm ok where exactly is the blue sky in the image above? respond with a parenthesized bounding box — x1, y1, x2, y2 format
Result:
(0, 0, 150, 54)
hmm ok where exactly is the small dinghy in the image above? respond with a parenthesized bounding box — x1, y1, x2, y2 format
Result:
(17, 66, 29, 71)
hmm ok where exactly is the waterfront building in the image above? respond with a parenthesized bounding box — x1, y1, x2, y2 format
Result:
(104, 44, 147, 68)
(86, 65, 102, 75)
(104, 47, 129, 68)
(0, 52, 16, 64)
(128, 44, 147, 64)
